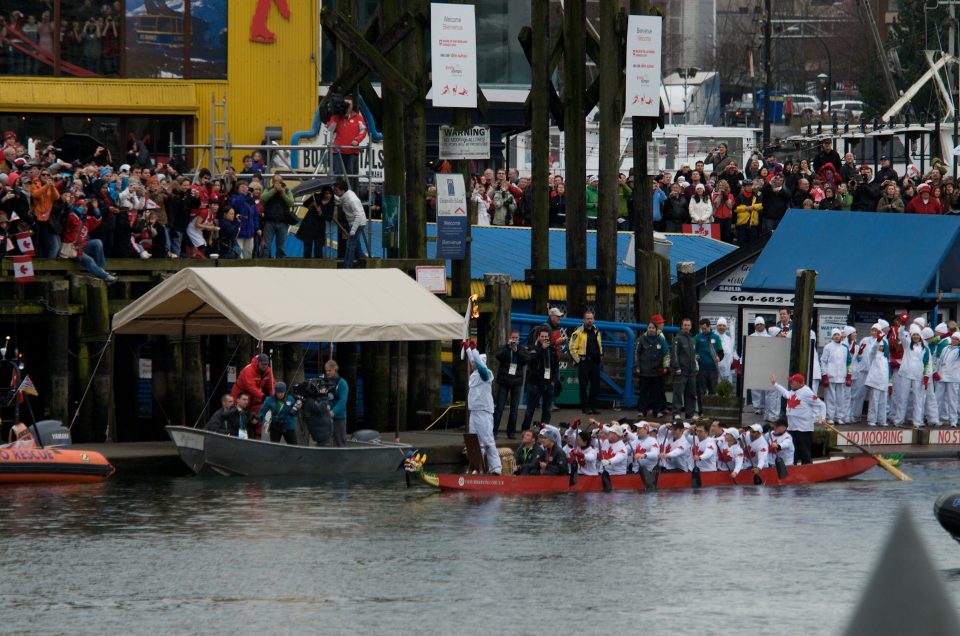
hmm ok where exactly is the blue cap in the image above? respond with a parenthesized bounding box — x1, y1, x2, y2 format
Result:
(741, 179, 754, 187)
(275, 382, 287, 393)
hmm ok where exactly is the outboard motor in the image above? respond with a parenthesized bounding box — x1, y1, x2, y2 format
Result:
(351, 429, 381, 443)
(29, 420, 73, 448)
(934, 493, 960, 543)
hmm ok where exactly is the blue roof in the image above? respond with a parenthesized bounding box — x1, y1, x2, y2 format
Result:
(741, 210, 960, 298)
(286, 223, 736, 284)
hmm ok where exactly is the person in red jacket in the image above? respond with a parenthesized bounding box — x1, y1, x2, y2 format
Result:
(906, 183, 944, 214)
(232, 353, 276, 426)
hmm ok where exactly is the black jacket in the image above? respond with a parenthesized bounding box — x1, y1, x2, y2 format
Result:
(761, 184, 791, 221)
(671, 332, 698, 374)
(206, 406, 254, 437)
(813, 149, 842, 174)
(514, 444, 544, 474)
(525, 342, 559, 387)
(495, 343, 531, 387)
(660, 195, 689, 223)
(852, 180, 881, 211)
(635, 333, 668, 377)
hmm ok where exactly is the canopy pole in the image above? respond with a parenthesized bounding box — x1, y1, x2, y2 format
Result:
(179, 303, 207, 427)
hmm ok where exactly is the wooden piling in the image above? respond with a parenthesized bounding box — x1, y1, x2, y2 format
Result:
(84, 277, 114, 442)
(484, 274, 513, 362)
(361, 341, 390, 430)
(46, 280, 70, 424)
(563, 0, 587, 317)
(791, 269, 818, 378)
(596, 0, 624, 322)
(390, 341, 409, 433)
(182, 336, 205, 429)
(380, 0, 404, 259)
(151, 335, 181, 434)
(401, 0, 427, 259)
(112, 335, 140, 442)
(529, 0, 551, 314)
(339, 343, 358, 431)
(677, 261, 698, 325)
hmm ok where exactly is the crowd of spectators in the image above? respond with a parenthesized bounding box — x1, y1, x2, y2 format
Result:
(0, 2, 122, 76)
(0, 131, 373, 284)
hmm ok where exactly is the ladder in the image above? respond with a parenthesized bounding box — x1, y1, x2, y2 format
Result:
(193, 93, 229, 180)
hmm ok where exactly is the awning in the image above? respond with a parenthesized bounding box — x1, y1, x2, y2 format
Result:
(741, 210, 960, 298)
(111, 268, 465, 342)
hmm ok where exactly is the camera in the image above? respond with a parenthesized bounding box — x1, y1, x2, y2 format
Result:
(328, 92, 349, 117)
(290, 377, 337, 402)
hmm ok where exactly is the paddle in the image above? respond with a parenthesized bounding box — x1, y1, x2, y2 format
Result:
(821, 420, 912, 481)
(601, 465, 612, 492)
(568, 457, 579, 487)
(774, 456, 789, 479)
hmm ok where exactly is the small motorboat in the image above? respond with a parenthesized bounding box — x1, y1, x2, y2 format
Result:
(166, 425, 411, 477)
(934, 492, 960, 543)
(405, 455, 877, 493)
(0, 421, 115, 484)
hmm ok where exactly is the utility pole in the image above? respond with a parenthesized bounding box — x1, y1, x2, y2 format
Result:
(762, 0, 772, 146)
(563, 0, 587, 317)
(529, 0, 550, 315)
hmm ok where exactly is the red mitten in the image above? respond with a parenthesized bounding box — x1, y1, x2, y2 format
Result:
(572, 418, 581, 427)
(845, 373, 852, 387)
(877, 334, 884, 342)
(469, 341, 477, 350)
(935, 372, 942, 382)
(731, 359, 741, 370)
(924, 376, 930, 390)
(859, 343, 867, 355)
(822, 375, 829, 387)
(460, 341, 469, 350)
(658, 367, 668, 376)
(888, 385, 893, 396)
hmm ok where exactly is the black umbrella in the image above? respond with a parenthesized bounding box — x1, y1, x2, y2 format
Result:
(291, 176, 338, 198)
(52, 133, 109, 165)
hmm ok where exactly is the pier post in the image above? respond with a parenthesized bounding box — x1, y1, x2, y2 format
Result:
(47, 280, 70, 424)
(528, 0, 551, 315)
(85, 278, 114, 442)
(791, 269, 818, 379)
(361, 341, 390, 430)
(677, 261, 698, 325)
(563, 0, 587, 317)
(484, 274, 513, 363)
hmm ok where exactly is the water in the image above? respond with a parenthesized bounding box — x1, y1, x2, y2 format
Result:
(2, 462, 960, 635)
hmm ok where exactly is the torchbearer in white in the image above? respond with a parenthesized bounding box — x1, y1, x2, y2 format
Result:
(920, 327, 940, 427)
(770, 372, 826, 465)
(820, 328, 852, 424)
(862, 323, 891, 428)
(936, 332, 960, 428)
(716, 317, 740, 384)
(463, 341, 502, 475)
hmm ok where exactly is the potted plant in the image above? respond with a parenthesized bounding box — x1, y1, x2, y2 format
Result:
(700, 378, 740, 425)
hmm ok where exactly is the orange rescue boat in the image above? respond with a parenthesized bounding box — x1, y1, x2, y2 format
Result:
(0, 421, 115, 484)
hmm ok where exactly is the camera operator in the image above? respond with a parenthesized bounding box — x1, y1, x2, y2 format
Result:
(326, 94, 367, 189)
(261, 174, 296, 258)
(294, 378, 335, 446)
(851, 164, 881, 212)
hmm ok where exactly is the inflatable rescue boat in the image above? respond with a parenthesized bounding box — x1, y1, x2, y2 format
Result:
(0, 421, 114, 484)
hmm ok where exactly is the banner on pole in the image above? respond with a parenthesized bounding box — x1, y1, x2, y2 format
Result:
(625, 15, 662, 118)
(381, 195, 401, 252)
(12, 255, 34, 283)
(438, 125, 490, 160)
(435, 173, 468, 260)
(430, 3, 477, 108)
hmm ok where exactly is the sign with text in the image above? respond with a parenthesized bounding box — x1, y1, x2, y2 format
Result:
(438, 125, 490, 160)
(436, 173, 468, 259)
(299, 142, 385, 182)
(835, 429, 914, 446)
(625, 15, 662, 117)
(928, 429, 960, 445)
(430, 3, 477, 108)
(416, 265, 448, 294)
(682, 223, 720, 239)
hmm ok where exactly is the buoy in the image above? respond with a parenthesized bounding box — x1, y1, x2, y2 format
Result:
(350, 429, 381, 443)
(933, 493, 960, 543)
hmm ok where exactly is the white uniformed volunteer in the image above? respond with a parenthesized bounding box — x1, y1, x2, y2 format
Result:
(862, 323, 891, 428)
(716, 318, 740, 384)
(632, 422, 660, 472)
(661, 421, 693, 471)
(820, 328, 852, 424)
(464, 342, 502, 475)
(937, 332, 960, 427)
(766, 420, 795, 466)
(770, 372, 826, 465)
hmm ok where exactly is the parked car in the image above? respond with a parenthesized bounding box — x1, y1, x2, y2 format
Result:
(821, 99, 865, 123)
(784, 94, 822, 118)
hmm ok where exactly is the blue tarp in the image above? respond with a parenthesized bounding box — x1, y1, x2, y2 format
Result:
(285, 222, 736, 284)
(741, 210, 960, 298)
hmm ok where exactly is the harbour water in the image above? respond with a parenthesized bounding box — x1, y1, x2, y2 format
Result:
(3, 462, 960, 635)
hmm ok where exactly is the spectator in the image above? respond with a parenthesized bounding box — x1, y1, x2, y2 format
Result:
(719, 161, 744, 198)
(229, 181, 259, 258)
(839, 152, 859, 183)
(836, 181, 853, 210)
(906, 183, 944, 214)
(215, 205, 241, 259)
(585, 175, 599, 230)
(616, 173, 632, 230)
(876, 181, 904, 213)
(548, 181, 566, 227)
(491, 169, 516, 225)
(326, 97, 367, 187)
(30, 166, 61, 258)
(733, 179, 761, 244)
(711, 179, 734, 242)
(323, 359, 350, 447)
(876, 156, 898, 184)
(942, 179, 959, 213)
(333, 178, 369, 268)
(761, 173, 790, 232)
(694, 318, 724, 409)
(634, 320, 670, 418)
(492, 329, 530, 440)
(671, 318, 698, 420)
(705, 142, 735, 173)
(232, 354, 276, 425)
(299, 185, 330, 258)
(652, 175, 668, 232)
(185, 198, 218, 259)
(660, 182, 688, 232)
(521, 325, 559, 432)
(818, 184, 842, 210)
(813, 139, 842, 174)
(790, 178, 811, 208)
(688, 183, 713, 224)
(570, 311, 603, 415)
(261, 174, 295, 257)
(59, 195, 117, 285)
(851, 165, 881, 211)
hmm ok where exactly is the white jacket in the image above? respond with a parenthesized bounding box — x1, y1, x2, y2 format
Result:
(939, 345, 960, 383)
(634, 435, 660, 471)
(773, 383, 826, 432)
(694, 436, 717, 472)
(662, 435, 692, 471)
(745, 436, 769, 470)
(718, 332, 738, 374)
(820, 341, 850, 380)
(863, 337, 891, 390)
(718, 441, 744, 475)
(601, 439, 631, 475)
(899, 341, 929, 381)
(765, 430, 795, 466)
(688, 197, 713, 223)
(851, 338, 869, 375)
(466, 349, 494, 412)
(570, 445, 599, 476)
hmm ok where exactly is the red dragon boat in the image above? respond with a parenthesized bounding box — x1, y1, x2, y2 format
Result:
(408, 456, 877, 493)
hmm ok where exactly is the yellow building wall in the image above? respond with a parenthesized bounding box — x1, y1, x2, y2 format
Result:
(0, 0, 318, 168)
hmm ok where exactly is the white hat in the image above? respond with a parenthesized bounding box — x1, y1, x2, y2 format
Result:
(878, 319, 890, 330)
(717, 317, 728, 326)
(478, 353, 487, 365)
(913, 316, 927, 328)
(768, 326, 782, 337)
(952, 332, 960, 342)
(831, 328, 842, 337)
(936, 322, 950, 335)
(607, 424, 623, 438)
(755, 316, 766, 325)
(682, 422, 692, 429)
(119, 163, 131, 172)
(695, 183, 705, 191)
(921, 327, 935, 340)
(871, 322, 882, 332)
(843, 326, 856, 337)
(548, 307, 564, 317)
(909, 324, 921, 336)
(749, 423, 763, 433)
(723, 427, 740, 440)
(588, 175, 598, 183)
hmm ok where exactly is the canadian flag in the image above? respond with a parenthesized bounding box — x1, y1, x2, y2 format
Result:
(682, 223, 721, 239)
(15, 232, 35, 256)
(13, 255, 35, 283)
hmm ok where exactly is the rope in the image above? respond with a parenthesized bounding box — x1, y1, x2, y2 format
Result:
(424, 401, 466, 431)
(68, 333, 113, 431)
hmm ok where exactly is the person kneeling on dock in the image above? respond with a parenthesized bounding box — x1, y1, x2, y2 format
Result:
(206, 392, 257, 438)
(464, 341, 502, 475)
(259, 383, 301, 445)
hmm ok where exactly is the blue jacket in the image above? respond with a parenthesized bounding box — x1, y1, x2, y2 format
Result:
(652, 188, 667, 222)
(259, 394, 299, 432)
(329, 376, 349, 420)
(230, 192, 260, 238)
(694, 332, 723, 370)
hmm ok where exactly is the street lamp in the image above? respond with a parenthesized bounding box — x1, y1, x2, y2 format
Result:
(811, 34, 832, 116)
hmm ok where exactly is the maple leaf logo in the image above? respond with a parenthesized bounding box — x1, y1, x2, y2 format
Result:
(601, 448, 616, 461)
(787, 394, 801, 409)
(719, 449, 733, 463)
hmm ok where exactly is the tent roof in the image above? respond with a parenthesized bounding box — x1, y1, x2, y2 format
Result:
(741, 210, 960, 298)
(111, 267, 465, 342)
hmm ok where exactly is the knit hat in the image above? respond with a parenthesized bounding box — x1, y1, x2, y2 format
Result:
(651, 314, 665, 325)
(918, 183, 931, 193)
(922, 327, 935, 340)
(842, 326, 856, 337)
(755, 316, 765, 325)
(717, 317, 727, 326)
(913, 316, 927, 328)
(909, 324, 922, 336)
(831, 328, 842, 337)
(878, 319, 890, 330)
(936, 323, 950, 335)
(275, 382, 287, 393)
(723, 427, 740, 441)
(953, 332, 960, 342)
(256, 353, 270, 365)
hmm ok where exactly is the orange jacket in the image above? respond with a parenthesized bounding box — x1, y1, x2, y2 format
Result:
(231, 356, 275, 410)
(30, 181, 61, 222)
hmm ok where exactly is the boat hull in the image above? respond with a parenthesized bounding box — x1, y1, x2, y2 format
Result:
(166, 426, 410, 477)
(0, 447, 115, 484)
(428, 456, 877, 493)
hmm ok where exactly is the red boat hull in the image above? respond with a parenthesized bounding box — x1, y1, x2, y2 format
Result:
(0, 447, 115, 484)
(431, 456, 877, 493)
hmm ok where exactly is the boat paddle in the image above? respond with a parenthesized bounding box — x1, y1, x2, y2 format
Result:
(568, 456, 579, 487)
(821, 420, 911, 481)
(601, 463, 612, 492)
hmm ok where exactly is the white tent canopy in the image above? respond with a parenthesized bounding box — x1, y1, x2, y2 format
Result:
(111, 267, 465, 342)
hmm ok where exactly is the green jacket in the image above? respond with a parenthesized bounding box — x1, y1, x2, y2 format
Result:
(617, 183, 633, 219)
(586, 185, 598, 219)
